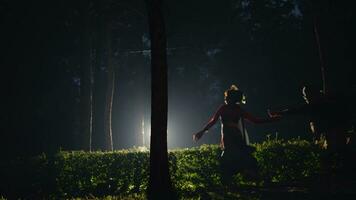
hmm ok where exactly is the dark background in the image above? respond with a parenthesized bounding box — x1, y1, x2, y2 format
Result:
(1, 0, 355, 157)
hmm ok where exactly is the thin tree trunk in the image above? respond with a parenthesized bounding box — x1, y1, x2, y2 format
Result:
(89, 51, 94, 151)
(103, 21, 114, 151)
(311, 0, 331, 94)
(313, 16, 327, 94)
(79, 1, 93, 151)
(91, 43, 97, 150)
(146, 0, 175, 199)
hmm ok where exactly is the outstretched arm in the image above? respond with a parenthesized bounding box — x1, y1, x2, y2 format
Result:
(243, 110, 280, 124)
(268, 104, 311, 117)
(193, 105, 223, 141)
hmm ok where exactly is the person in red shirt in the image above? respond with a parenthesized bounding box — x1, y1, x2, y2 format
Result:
(193, 85, 279, 184)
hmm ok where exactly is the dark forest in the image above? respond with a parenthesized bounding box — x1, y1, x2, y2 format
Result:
(1, 0, 355, 199)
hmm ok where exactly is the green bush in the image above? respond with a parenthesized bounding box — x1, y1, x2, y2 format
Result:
(54, 150, 150, 197)
(253, 138, 321, 183)
(169, 145, 221, 195)
(0, 139, 323, 199)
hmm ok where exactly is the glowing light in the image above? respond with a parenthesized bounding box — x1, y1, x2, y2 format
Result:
(139, 119, 177, 149)
(137, 146, 148, 152)
(142, 118, 145, 146)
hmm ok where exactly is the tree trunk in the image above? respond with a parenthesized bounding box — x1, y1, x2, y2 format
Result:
(146, 0, 175, 199)
(313, 17, 327, 94)
(103, 21, 114, 151)
(311, 0, 333, 94)
(79, 1, 93, 151)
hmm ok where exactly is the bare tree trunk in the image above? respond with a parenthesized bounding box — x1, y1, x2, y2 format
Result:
(313, 15, 327, 94)
(79, 0, 93, 151)
(311, 0, 332, 94)
(146, 0, 175, 199)
(103, 21, 114, 151)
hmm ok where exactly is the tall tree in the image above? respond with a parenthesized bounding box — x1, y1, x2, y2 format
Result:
(146, 0, 175, 199)
(103, 20, 115, 151)
(311, 0, 329, 94)
(79, 0, 93, 151)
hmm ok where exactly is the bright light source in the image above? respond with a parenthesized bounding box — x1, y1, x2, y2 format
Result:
(139, 119, 177, 149)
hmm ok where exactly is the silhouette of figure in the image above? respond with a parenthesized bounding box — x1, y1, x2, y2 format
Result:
(268, 85, 351, 151)
(268, 85, 354, 192)
(193, 85, 279, 184)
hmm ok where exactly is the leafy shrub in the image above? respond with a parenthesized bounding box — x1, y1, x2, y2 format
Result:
(53, 149, 150, 197)
(253, 138, 321, 183)
(169, 145, 221, 195)
(0, 139, 324, 198)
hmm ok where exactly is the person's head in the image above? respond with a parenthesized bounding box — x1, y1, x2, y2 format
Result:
(224, 85, 245, 105)
(302, 85, 322, 104)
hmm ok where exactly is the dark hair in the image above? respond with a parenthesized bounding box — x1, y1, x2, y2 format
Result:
(224, 85, 244, 104)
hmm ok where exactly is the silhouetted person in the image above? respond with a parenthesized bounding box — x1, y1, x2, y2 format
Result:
(268, 85, 351, 151)
(269, 85, 354, 192)
(193, 85, 279, 185)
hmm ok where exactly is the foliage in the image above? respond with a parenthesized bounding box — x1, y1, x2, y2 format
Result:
(253, 138, 321, 183)
(169, 145, 222, 196)
(53, 149, 149, 198)
(0, 139, 324, 199)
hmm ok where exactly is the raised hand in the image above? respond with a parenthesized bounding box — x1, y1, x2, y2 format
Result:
(268, 109, 282, 118)
(193, 130, 205, 142)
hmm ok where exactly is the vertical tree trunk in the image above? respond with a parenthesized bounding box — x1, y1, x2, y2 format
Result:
(313, 13, 327, 94)
(103, 21, 114, 151)
(146, 0, 175, 199)
(311, 0, 332, 94)
(79, 0, 93, 151)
